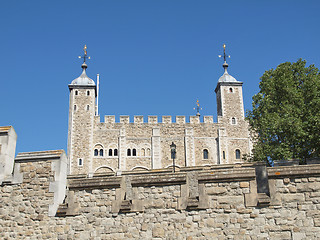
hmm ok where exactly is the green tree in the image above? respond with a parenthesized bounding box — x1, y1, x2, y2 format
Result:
(246, 59, 320, 164)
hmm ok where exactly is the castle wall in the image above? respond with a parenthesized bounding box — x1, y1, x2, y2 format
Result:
(89, 116, 226, 174)
(1, 153, 320, 239)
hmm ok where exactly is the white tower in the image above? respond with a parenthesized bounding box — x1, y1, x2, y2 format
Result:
(67, 46, 96, 175)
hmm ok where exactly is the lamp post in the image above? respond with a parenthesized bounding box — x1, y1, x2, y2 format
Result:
(170, 142, 176, 173)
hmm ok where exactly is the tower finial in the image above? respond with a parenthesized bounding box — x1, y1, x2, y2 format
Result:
(218, 44, 230, 72)
(193, 99, 202, 117)
(78, 45, 91, 69)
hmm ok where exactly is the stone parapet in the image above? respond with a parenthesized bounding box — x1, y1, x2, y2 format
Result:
(99, 115, 215, 124)
(2, 161, 320, 239)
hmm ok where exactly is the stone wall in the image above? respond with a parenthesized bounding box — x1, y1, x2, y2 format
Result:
(1, 153, 320, 239)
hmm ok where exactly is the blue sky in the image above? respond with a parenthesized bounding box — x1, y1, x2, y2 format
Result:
(2, 1, 320, 154)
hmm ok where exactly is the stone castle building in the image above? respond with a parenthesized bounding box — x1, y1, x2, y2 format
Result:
(67, 50, 252, 175)
(1, 48, 320, 239)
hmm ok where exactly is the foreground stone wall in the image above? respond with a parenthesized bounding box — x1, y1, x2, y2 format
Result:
(1, 155, 320, 239)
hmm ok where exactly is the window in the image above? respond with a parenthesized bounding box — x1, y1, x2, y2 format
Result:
(75, 90, 78, 95)
(127, 149, 131, 156)
(229, 88, 233, 93)
(203, 149, 209, 159)
(114, 149, 118, 156)
(236, 149, 241, 159)
(87, 105, 90, 111)
(147, 148, 151, 156)
(109, 149, 113, 156)
(78, 158, 83, 166)
(133, 149, 137, 156)
(141, 148, 145, 156)
(99, 149, 104, 156)
(223, 151, 225, 160)
(94, 149, 98, 156)
(87, 91, 90, 96)
(232, 117, 236, 125)
(74, 105, 77, 111)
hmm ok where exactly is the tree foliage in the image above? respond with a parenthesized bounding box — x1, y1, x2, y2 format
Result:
(246, 59, 320, 163)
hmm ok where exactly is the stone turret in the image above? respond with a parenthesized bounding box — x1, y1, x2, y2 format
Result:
(215, 45, 249, 164)
(67, 60, 97, 175)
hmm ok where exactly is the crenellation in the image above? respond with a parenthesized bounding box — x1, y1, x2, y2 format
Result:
(120, 115, 130, 124)
(162, 116, 172, 124)
(94, 115, 100, 124)
(203, 116, 213, 123)
(176, 116, 185, 124)
(134, 116, 144, 124)
(190, 116, 200, 124)
(148, 116, 158, 124)
(105, 115, 115, 124)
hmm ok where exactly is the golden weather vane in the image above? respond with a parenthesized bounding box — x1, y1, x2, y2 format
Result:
(193, 99, 202, 117)
(218, 43, 230, 63)
(78, 45, 91, 63)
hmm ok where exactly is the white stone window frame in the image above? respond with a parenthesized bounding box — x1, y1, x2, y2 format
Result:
(202, 149, 209, 160)
(235, 148, 242, 160)
(231, 117, 237, 125)
(126, 144, 138, 157)
(139, 143, 152, 157)
(106, 143, 118, 158)
(93, 143, 105, 158)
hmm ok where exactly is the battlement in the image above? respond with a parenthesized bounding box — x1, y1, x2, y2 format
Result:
(99, 115, 215, 124)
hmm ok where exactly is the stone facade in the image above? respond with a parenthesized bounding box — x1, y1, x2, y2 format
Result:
(1, 150, 320, 239)
(68, 63, 252, 175)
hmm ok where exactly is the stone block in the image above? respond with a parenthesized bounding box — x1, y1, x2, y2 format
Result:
(120, 116, 130, 124)
(104, 115, 115, 124)
(292, 232, 306, 240)
(190, 116, 200, 124)
(162, 116, 172, 124)
(203, 116, 213, 123)
(176, 116, 185, 124)
(282, 193, 305, 203)
(148, 116, 158, 124)
(134, 116, 143, 124)
(206, 187, 227, 195)
(240, 182, 249, 188)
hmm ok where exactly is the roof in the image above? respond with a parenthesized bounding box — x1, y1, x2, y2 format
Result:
(218, 63, 238, 83)
(70, 63, 95, 86)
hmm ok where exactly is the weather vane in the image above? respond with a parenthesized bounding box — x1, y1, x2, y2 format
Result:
(193, 99, 202, 117)
(78, 45, 91, 63)
(218, 44, 230, 63)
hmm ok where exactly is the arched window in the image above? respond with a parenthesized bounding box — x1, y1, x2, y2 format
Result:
(147, 148, 150, 156)
(99, 149, 103, 156)
(223, 151, 226, 160)
(141, 148, 145, 156)
(132, 149, 137, 156)
(109, 149, 113, 156)
(229, 88, 233, 93)
(232, 117, 236, 125)
(127, 149, 131, 156)
(94, 149, 98, 156)
(87, 105, 90, 111)
(203, 149, 209, 159)
(78, 158, 83, 166)
(75, 90, 78, 95)
(236, 149, 241, 159)
(114, 149, 118, 156)
(87, 91, 90, 96)
(74, 105, 77, 111)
